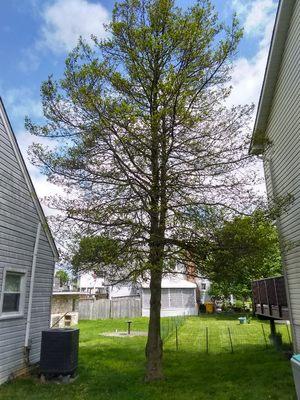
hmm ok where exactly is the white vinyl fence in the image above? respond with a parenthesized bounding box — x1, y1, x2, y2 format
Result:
(79, 297, 142, 320)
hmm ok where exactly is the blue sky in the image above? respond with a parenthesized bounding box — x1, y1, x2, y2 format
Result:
(0, 0, 278, 209)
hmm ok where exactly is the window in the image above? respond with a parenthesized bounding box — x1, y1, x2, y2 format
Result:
(72, 298, 76, 312)
(142, 289, 151, 309)
(1, 268, 26, 317)
(170, 289, 182, 308)
(161, 289, 170, 308)
(181, 289, 195, 308)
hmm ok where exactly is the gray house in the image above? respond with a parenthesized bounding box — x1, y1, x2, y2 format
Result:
(0, 98, 59, 384)
(250, 0, 300, 350)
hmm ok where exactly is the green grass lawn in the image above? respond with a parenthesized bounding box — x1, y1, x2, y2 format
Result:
(0, 315, 296, 400)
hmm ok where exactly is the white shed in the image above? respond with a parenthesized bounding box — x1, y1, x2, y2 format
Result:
(141, 277, 197, 317)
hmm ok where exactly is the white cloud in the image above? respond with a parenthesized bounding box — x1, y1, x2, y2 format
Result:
(228, 0, 278, 106)
(40, 0, 110, 53)
(3, 88, 43, 120)
(228, 46, 269, 106)
(233, 0, 277, 36)
(227, 1, 278, 196)
(18, 0, 110, 71)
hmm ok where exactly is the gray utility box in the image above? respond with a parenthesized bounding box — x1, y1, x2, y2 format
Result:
(291, 355, 300, 399)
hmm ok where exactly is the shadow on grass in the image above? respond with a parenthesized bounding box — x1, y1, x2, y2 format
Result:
(0, 316, 296, 400)
(1, 338, 296, 400)
(74, 344, 297, 400)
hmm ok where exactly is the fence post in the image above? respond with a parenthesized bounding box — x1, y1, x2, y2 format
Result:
(199, 331, 201, 352)
(109, 299, 112, 319)
(228, 327, 233, 353)
(261, 324, 268, 349)
(206, 327, 209, 354)
(89, 299, 94, 320)
(286, 322, 292, 347)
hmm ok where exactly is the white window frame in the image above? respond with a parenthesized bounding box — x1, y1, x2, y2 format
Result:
(0, 267, 27, 320)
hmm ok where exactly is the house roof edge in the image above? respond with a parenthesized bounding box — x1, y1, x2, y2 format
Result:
(250, 0, 296, 154)
(0, 96, 59, 261)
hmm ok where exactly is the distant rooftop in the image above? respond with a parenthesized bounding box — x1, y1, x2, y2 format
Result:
(142, 276, 197, 289)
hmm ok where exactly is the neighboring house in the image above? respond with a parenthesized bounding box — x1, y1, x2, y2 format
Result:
(51, 275, 82, 327)
(250, 0, 300, 350)
(109, 283, 140, 299)
(141, 277, 197, 317)
(53, 274, 77, 292)
(79, 272, 197, 317)
(185, 261, 211, 304)
(197, 278, 211, 303)
(78, 272, 139, 299)
(51, 292, 79, 328)
(0, 98, 58, 384)
(78, 272, 106, 296)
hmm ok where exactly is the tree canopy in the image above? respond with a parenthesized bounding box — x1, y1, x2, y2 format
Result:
(204, 211, 282, 302)
(205, 211, 282, 284)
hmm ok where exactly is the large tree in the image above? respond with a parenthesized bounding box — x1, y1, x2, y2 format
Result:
(27, 0, 257, 380)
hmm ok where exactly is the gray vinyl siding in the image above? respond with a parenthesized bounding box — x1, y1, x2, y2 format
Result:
(263, 1, 300, 350)
(0, 111, 55, 383)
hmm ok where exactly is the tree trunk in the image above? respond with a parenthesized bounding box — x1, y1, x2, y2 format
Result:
(145, 266, 163, 381)
(145, 52, 166, 380)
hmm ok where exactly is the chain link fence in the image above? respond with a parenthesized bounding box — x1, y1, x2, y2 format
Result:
(162, 316, 293, 354)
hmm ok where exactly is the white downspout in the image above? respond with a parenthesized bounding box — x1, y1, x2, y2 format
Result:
(25, 222, 42, 350)
(268, 157, 297, 349)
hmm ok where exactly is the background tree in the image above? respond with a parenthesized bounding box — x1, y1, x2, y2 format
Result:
(208, 281, 236, 306)
(55, 269, 70, 287)
(27, 0, 258, 380)
(198, 210, 282, 310)
(204, 211, 282, 285)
